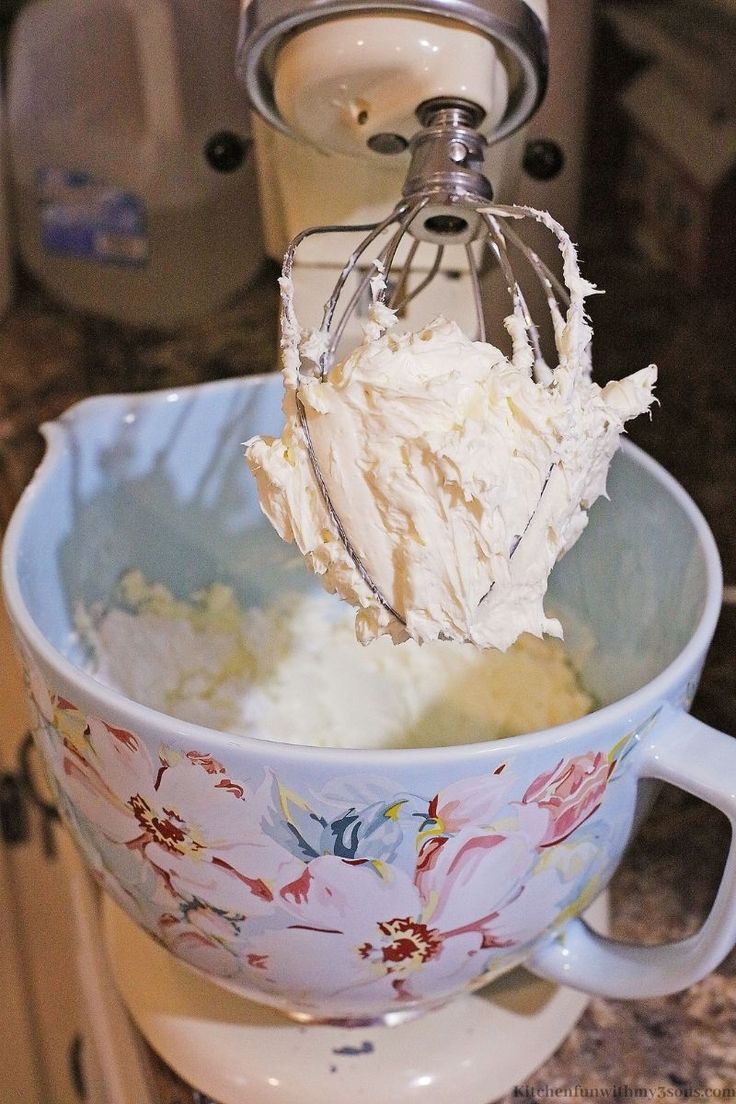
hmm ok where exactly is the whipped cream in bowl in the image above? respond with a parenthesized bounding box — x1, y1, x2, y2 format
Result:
(77, 572, 594, 750)
(245, 207, 657, 651)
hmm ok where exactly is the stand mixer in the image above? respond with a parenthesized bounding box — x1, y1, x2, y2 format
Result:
(93, 4, 602, 1103)
(240, 0, 558, 353)
(65, 3, 599, 1102)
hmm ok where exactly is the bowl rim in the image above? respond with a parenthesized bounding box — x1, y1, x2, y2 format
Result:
(1, 374, 724, 766)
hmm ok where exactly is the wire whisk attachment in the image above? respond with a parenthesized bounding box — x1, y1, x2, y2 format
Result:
(281, 206, 581, 632)
(264, 99, 606, 644)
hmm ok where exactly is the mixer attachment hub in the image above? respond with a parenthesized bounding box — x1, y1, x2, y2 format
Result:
(425, 214, 469, 235)
(415, 98, 487, 130)
(402, 97, 493, 244)
(411, 204, 483, 245)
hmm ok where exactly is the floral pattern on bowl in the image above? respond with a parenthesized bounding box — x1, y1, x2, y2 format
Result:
(24, 654, 641, 1018)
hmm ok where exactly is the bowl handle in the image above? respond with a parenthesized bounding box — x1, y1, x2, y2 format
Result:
(527, 709, 736, 997)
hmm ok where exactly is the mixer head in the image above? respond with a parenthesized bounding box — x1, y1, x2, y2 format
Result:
(238, 0, 549, 249)
(238, 1, 548, 157)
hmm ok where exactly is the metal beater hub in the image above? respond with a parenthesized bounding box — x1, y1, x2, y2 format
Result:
(402, 99, 493, 245)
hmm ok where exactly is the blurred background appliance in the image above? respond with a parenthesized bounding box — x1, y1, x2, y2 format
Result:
(5, 0, 263, 328)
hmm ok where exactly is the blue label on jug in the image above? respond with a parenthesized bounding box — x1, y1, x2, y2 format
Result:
(38, 168, 149, 268)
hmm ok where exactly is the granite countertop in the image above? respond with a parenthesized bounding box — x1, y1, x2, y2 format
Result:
(2, 44, 736, 1104)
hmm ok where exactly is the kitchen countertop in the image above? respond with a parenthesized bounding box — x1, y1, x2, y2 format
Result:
(3, 78, 736, 1104)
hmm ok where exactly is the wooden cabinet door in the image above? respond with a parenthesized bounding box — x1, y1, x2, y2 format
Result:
(1, 598, 87, 1104)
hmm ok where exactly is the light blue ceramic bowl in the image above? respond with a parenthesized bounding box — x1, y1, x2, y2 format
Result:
(4, 374, 736, 1024)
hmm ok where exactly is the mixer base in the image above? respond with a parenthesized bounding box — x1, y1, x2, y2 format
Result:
(104, 893, 608, 1104)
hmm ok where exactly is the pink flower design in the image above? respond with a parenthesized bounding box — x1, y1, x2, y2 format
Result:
(161, 923, 243, 978)
(39, 696, 302, 917)
(240, 815, 564, 1013)
(20, 654, 625, 1014)
(426, 767, 512, 834)
(522, 751, 613, 847)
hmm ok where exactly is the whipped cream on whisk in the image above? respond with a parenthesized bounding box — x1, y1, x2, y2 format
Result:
(245, 209, 656, 650)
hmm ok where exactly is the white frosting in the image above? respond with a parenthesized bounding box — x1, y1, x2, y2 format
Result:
(78, 573, 592, 749)
(246, 206, 657, 650)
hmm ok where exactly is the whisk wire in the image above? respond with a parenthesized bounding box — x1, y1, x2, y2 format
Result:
(317, 205, 413, 350)
(498, 220, 570, 309)
(484, 212, 554, 382)
(465, 241, 486, 344)
(387, 237, 421, 311)
(330, 266, 377, 354)
(391, 244, 443, 315)
(283, 219, 380, 279)
(330, 204, 427, 359)
(378, 200, 430, 296)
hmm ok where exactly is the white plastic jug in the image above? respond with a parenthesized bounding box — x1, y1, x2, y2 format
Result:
(6, 0, 263, 328)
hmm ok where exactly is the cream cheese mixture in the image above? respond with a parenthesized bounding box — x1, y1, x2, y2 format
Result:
(245, 207, 656, 651)
(79, 571, 593, 750)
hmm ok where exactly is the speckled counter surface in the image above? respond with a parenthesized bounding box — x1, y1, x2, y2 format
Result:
(3, 63, 736, 1104)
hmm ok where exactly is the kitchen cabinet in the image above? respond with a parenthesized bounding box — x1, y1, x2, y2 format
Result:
(1, 598, 86, 1104)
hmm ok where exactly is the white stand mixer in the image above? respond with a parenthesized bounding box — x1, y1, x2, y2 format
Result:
(95, 4, 602, 1101)
(239, 0, 553, 350)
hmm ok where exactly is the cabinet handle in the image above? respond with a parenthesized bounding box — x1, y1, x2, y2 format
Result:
(68, 1034, 86, 1100)
(0, 772, 29, 845)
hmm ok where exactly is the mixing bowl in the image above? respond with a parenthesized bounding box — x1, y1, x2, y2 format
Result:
(4, 374, 736, 1024)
